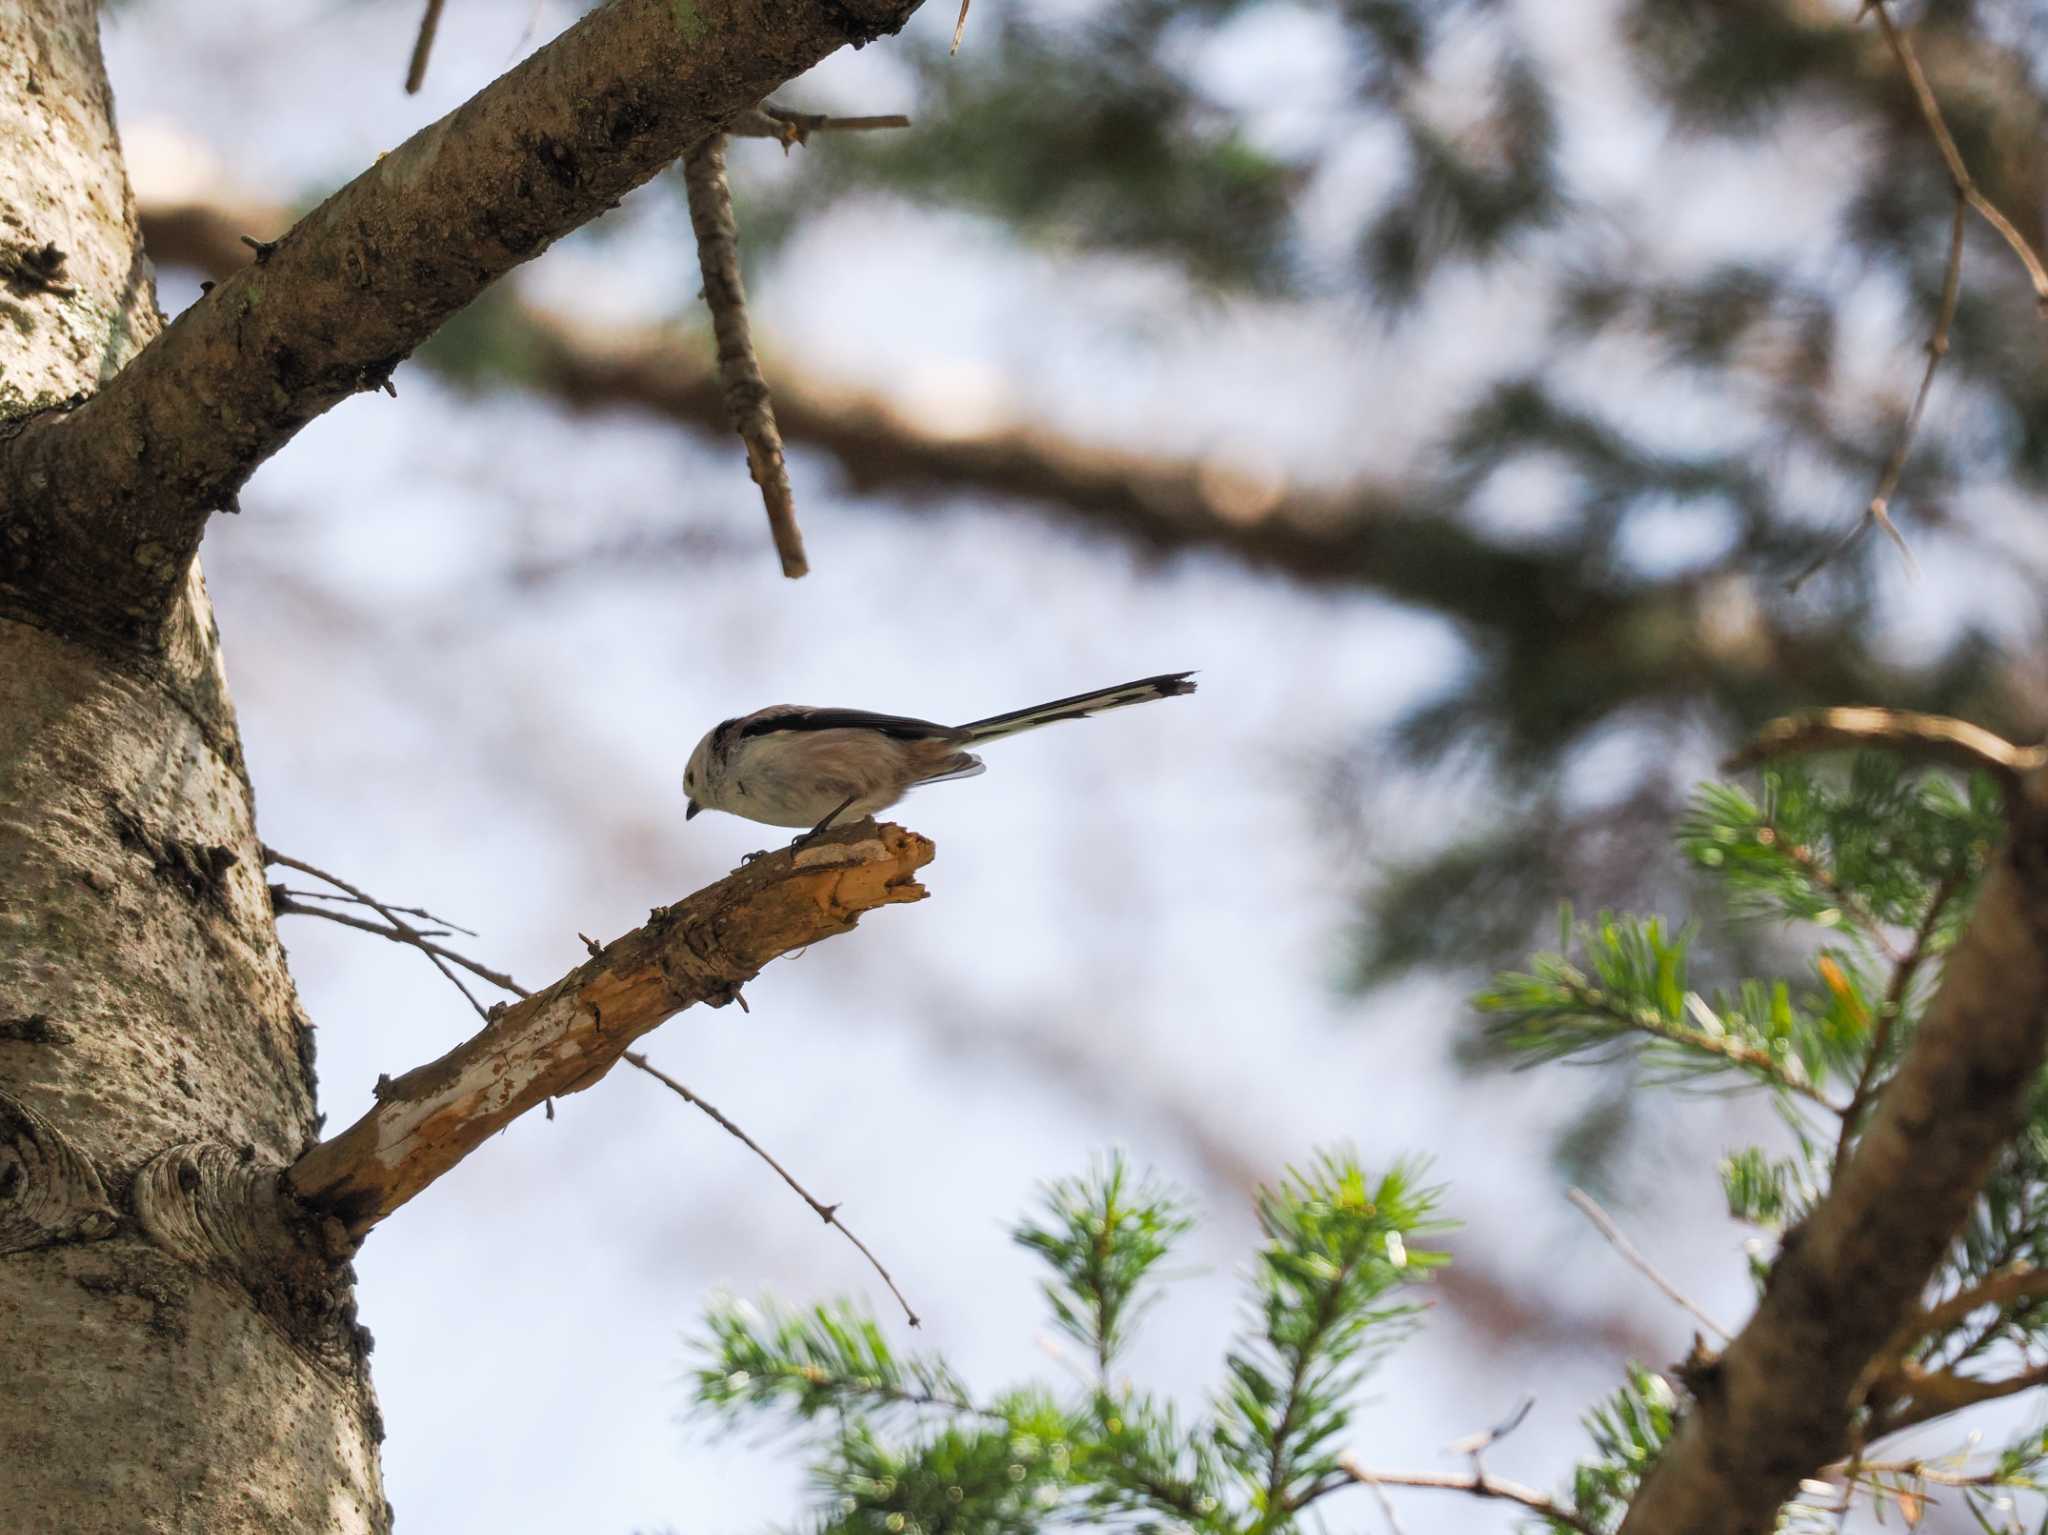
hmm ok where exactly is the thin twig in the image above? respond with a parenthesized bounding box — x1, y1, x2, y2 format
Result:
(682, 133, 808, 578)
(263, 847, 492, 1020)
(1569, 1187, 1731, 1341)
(405, 0, 447, 94)
(1911, 1262, 2048, 1344)
(951, 0, 971, 53)
(272, 894, 530, 999)
(1448, 1395, 1535, 1462)
(1844, 1453, 2031, 1490)
(729, 106, 911, 148)
(1724, 707, 2047, 784)
(624, 1050, 919, 1327)
(1349, 1464, 1414, 1535)
(1873, 1357, 2048, 1436)
(1867, 0, 2048, 311)
(1833, 871, 1960, 1182)
(1328, 1456, 1599, 1535)
(1790, 194, 1962, 592)
(273, 884, 478, 936)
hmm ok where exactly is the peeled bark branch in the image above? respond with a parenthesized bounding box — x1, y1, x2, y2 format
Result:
(288, 821, 933, 1237)
(1616, 749, 2048, 1535)
(0, 0, 920, 651)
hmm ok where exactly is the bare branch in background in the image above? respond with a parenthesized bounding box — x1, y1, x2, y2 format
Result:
(683, 133, 807, 577)
(1568, 1186, 1730, 1341)
(405, 0, 447, 94)
(1790, 195, 1962, 592)
(625, 1050, 921, 1326)
(902, 994, 1670, 1361)
(1723, 706, 2048, 782)
(134, 188, 2025, 738)
(1868, 0, 2048, 311)
(288, 821, 933, 1237)
(730, 105, 912, 147)
(1614, 724, 2048, 1534)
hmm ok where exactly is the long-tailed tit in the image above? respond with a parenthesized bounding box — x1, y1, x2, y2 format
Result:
(684, 672, 1196, 839)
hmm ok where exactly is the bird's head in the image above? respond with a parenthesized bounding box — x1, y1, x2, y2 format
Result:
(682, 729, 717, 820)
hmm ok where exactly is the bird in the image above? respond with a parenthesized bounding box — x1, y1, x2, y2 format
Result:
(683, 672, 1196, 843)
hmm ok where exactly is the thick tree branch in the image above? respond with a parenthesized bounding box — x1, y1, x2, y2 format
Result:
(0, 0, 921, 650)
(1615, 739, 2048, 1535)
(287, 821, 933, 1238)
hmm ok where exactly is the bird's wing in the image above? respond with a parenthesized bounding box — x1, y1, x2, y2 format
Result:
(733, 707, 955, 742)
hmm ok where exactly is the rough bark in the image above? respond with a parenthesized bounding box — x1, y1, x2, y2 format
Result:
(0, 4, 383, 1528)
(1616, 760, 2048, 1535)
(0, 0, 927, 1529)
(290, 823, 933, 1236)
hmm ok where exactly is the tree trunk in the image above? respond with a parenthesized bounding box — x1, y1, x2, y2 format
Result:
(1, 3, 386, 1528)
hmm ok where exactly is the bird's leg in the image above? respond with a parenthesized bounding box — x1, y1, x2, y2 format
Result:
(788, 794, 858, 852)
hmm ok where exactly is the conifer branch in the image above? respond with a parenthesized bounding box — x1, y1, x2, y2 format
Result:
(1616, 744, 2048, 1532)
(1833, 869, 1960, 1181)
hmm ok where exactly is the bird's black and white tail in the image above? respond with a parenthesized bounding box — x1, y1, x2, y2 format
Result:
(956, 672, 1196, 743)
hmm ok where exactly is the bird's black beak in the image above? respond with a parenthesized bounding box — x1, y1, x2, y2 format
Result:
(685, 799, 701, 821)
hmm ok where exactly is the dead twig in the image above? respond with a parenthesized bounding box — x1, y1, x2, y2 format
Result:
(272, 892, 530, 999)
(1569, 1187, 1730, 1341)
(729, 105, 911, 149)
(1790, 194, 1961, 592)
(682, 133, 807, 578)
(951, 0, 971, 53)
(1867, 0, 2048, 312)
(1326, 1456, 1599, 1535)
(624, 1049, 920, 1327)
(405, 0, 447, 94)
(264, 846, 492, 1020)
(273, 884, 477, 935)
